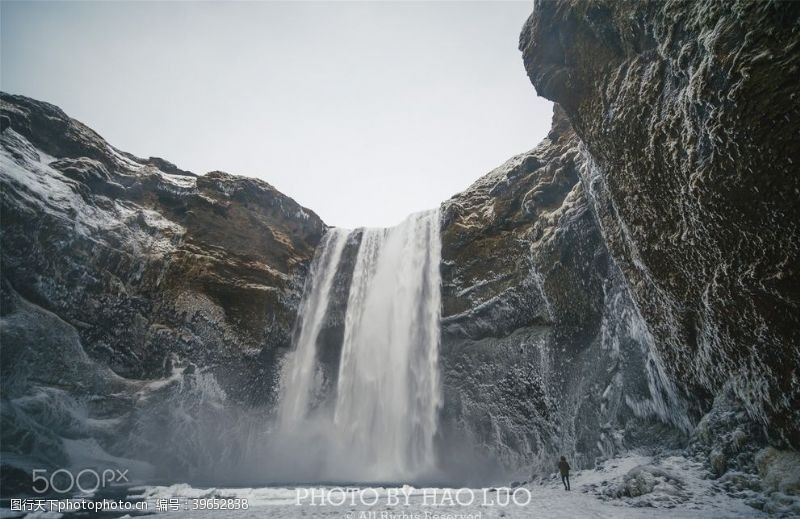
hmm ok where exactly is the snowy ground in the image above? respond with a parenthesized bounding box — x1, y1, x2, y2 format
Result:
(1, 454, 780, 518)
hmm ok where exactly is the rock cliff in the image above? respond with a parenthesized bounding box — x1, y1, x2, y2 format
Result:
(432, 0, 799, 488)
(438, 106, 688, 481)
(0, 92, 325, 485)
(519, 0, 799, 449)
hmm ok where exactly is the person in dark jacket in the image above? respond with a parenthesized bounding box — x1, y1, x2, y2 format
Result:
(558, 456, 571, 490)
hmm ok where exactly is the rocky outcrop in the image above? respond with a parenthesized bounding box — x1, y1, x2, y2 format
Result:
(438, 107, 687, 480)
(0, 93, 325, 484)
(520, 0, 800, 449)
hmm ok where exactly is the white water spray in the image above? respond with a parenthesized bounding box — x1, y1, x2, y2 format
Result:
(274, 210, 443, 482)
(277, 228, 350, 429)
(334, 210, 442, 480)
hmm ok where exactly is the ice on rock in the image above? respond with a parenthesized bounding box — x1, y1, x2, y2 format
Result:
(753, 448, 800, 516)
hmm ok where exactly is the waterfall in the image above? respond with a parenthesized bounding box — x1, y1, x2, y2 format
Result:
(274, 209, 443, 483)
(334, 209, 442, 481)
(277, 228, 350, 429)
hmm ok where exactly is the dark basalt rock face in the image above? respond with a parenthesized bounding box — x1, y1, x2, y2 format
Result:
(438, 107, 688, 480)
(519, 1, 799, 448)
(1, 92, 325, 484)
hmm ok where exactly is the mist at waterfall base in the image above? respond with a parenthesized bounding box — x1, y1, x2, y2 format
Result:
(262, 208, 476, 486)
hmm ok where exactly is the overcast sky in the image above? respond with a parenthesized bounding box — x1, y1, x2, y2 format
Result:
(1, 1, 552, 228)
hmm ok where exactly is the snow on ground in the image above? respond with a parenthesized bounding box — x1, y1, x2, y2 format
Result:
(0, 453, 784, 518)
(112, 454, 769, 518)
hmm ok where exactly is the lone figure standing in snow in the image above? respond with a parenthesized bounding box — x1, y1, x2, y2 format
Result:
(558, 456, 571, 491)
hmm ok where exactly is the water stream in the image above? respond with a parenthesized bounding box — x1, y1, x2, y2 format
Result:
(275, 209, 443, 483)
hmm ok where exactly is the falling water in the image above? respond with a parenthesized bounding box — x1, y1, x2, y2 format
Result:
(274, 210, 443, 483)
(334, 209, 442, 481)
(277, 228, 350, 429)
